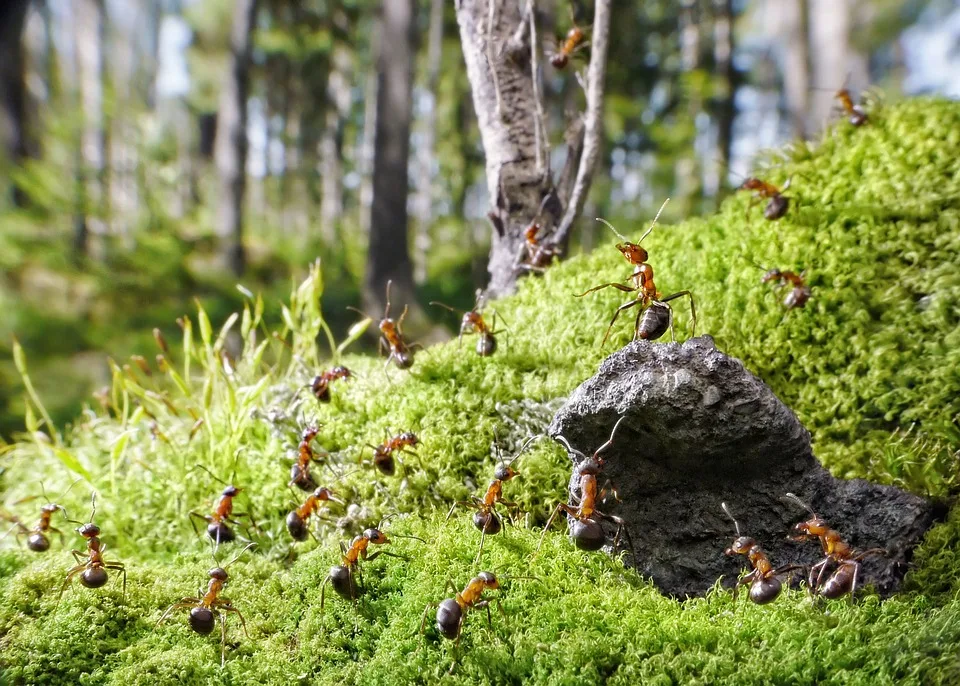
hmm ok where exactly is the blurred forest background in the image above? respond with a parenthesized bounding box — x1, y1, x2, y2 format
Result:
(0, 0, 958, 438)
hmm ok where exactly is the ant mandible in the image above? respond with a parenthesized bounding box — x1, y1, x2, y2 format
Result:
(286, 486, 345, 541)
(155, 542, 255, 667)
(289, 425, 330, 491)
(430, 291, 507, 357)
(59, 493, 126, 603)
(784, 493, 887, 600)
(737, 176, 792, 221)
(577, 200, 697, 346)
(188, 464, 258, 546)
(446, 434, 540, 563)
(309, 366, 353, 403)
(362, 430, 420, 477)
(320, 521, 422, 631)
(721, 503, 802, 605)
(536, 416, 635, 559)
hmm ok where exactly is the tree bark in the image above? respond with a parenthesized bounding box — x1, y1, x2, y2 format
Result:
(214, 0, 259, 276)
(365, 0, 417, 315)
(778, 0, 811, 138)
(0, 0, 31, 207)
(712, 0, 737, 169)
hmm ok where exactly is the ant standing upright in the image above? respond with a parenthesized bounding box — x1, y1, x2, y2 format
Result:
(430, 291, 507, 357)
(59, 493, 126, 603)
(577, 200, 696, 346)
(721, 503, 801, 605)
(188, 463, 258, 547)
(1, 481, 77, 552)
(537, 416, 635, 560)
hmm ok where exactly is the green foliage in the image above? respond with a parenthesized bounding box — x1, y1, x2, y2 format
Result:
(2, 99, 960, 684)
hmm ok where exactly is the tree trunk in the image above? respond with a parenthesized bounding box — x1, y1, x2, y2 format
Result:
(365, 0, 417, 315)
(214, 0, 259, 276)
(320, 47, 350, 243)
(76, 0, 108, 234)
(713, 0, 737, 169)
(413, 0, 445, 285)
(0, 0, 31, 207)
(779, 0, 811, 138)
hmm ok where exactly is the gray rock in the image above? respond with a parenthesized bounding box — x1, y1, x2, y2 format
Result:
(548, 335, 938, 598)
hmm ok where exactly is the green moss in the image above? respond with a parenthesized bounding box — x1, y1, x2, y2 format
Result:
(2, 98, 960, 684)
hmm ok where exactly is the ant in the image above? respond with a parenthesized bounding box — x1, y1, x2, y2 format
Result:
(155, 542, 255, 667)
(517, 222, 561, 272)
(1, 481, 77, 552)
(536, 416, 635, 559)
(309, 366, 352, 403)
(320, 521, 422, 630)
(289, 425, 331, 491)
(834, 88, 868, 127)
(721, 503, 802, 605)
(430, 292, 506, 357)
(446, 434, 540, 563)
(736, 176, 792, 221)
(188, 464, 258, 546)
(548, 2, 589, 69)
(59, 493, 126, 603)
(577, 201, 696, 346)
(352, 279, 421, 371)
(362, 431, 420, 477)
(745, 257, 812, 310)
(286, 487, 345, 541)
(784, 493, 887, 600)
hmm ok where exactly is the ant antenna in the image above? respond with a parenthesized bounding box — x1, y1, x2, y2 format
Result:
(190, 464, 230, 488)
(429, 301, 460, 315)
(593, 415, 629, 460)
(514, 434, 543, 460)
(739, 253, 770, 272)
(87, 492, 98, 523)
(213, 541, 257, 569)
(636, 197, 670, 244)
(596, 217, 629, 243)
(721, 502, 741, 537)
(553, 433, 589, 462)
(384, 279, 394, 318)
(783, 492, 817, 517)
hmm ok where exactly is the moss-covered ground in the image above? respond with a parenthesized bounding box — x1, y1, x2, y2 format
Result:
(2, 98, 960, 685)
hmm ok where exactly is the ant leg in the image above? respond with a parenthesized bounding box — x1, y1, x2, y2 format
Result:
(420, 601, 439, 635)
(397, 304, 409, 333)
(475, 528, 487, 565)
(218, 603, 249, 638)
(49, 526, 66, 545)
(155, 599, 201, 627)
(575, 282, 637, 298)
(853, 548, 887, 561)
(106, 562, 127, 601)
(601, 299, 643, 348)
(733, 570, 758, 600)
(446, 501, 473, 520)
(535, 503, 579, 556)
(71, 549, 86, 565)
(660, 291, 696, 338)
(57, 565, 88, 605)
(605, 513, 637, 566)
(189, 512, 210, 540)
(848, 562, 860, 603)
(219, 611, 227, 667)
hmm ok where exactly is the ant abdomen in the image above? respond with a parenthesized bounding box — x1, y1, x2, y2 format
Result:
(477, 334, 497, 357)
(189, 606, 216, 634)
(570, 518, 606, 551)
(80, 567, 109, 588)
(329, 565, 357, 600)
(784, 286, 811, 309)
(207, 521, 236, 544)
(435, 598, 463, 640)
(374, 455, 396, 477)
(27, 533, 50, 552)
(286, 512, 309, 541)
(764, 195, 789, 221)
(473, 511, 502, 535)
(819, 567, 854, 599)
(394, 351, 414, 369)
(290, 464, 317, 492)
(750, 577, 782, 604)
(638, 302, 672, 341)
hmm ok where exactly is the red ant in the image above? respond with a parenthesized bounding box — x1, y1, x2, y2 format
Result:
(430, 291, 507, 357)
(289, 425, 331, 491)
(59, 493, 126, 604)
(737, 176, 791, 221)
(550, 26, 587, 69)
(1, 481, 77, 552)
(309, 366, 352, 402)
(446, 434, 540, 562)
(321, 520, 423, 630)
(188, 464, 258, 546)
(721, 503, 801, 605)
(286, 487, 345, 541)
(373, 280, 421, 370)
(784, 493, 886, 600)
(516, 222, 561, 272)
(362, 431, 420, 477)
(577, 201, 696, 346)
(746, 257, 812, 309)
(156, 543, 254, 666)
(835, 88, 868, 127)
(537, 416, 635, 559)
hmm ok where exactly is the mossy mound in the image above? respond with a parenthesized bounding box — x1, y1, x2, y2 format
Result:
(2, 98, 960, 684)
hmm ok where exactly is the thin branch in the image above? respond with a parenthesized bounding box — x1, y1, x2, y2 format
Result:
(486, 0, 504, 120)
(549, 0, 611, 248)
(528, 1, 549, 179)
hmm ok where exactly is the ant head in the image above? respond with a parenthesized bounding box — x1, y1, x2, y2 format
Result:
(41, 503, 61, 514)
(312, 487, 341, 503)
(524, 223, 542, 242)
(331, 366, 352, 378)
(738, 177, 762, 191)
(616, 242, 648, 265)
(399, 431, 419, 445)
(494, 463, 517, 482)
(363, 528, 390, 545)
(208, 567, 229, 581)
(477, 571, 500, 589)
(222, 485, 241, 498)
(379, 317, 396, 334)
(760, 268, 784, 284)
(302, 425, 321, 441)
(782, 493, 826, 532)
(724, 536, 757, 557)
(77, 522, 100, 538)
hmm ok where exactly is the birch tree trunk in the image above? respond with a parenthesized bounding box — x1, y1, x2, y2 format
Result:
(778, 0, 811, 138)
(366, 0, 417, 315)
(214, 0, 259, 275)
(713, 0, 737, 168)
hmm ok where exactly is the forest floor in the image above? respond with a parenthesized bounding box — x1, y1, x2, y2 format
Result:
(1, 97, 959, 685)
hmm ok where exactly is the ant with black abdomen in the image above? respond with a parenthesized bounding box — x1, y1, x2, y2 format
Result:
(430, 291, 507, 357)
(59, 493, 126, 605)
(1, 480, 78, 552)
(721, 502, 802, 605)
(188, 461, 258, 547)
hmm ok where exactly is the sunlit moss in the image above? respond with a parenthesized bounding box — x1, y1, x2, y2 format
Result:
(2, 98, 960, 684)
